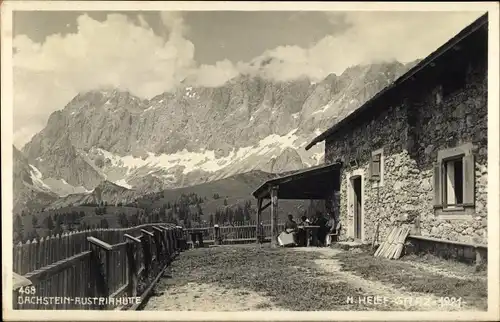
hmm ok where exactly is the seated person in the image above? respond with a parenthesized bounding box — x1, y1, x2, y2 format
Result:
(284, 214, 298, 233)
(279, 214, 298, 246)
(325, 216, 340, 246)
(299, 215, 310, 226)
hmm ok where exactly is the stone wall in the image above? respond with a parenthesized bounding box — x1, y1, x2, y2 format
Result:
(325, 54, 487, 245)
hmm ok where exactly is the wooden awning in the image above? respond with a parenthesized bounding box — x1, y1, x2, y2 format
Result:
(252, 162, 342, 200)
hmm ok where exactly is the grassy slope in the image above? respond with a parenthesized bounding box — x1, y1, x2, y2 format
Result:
(135, 170, 309, 223)
(146, 245, 487, 311)
(336, 251, 488, 310)
(149, 246, 368, 311)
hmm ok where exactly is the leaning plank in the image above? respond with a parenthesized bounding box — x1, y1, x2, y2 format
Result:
(377, 227, 397, 258)
(389, 228, 405, 258)
(393, 228, 411, 260)
(391, 228, 408, 259)
(383, 228, 402, 258)
(383, 228, 398, 258)
(389, 229, 404, 259)
(374, 227, 397, 257)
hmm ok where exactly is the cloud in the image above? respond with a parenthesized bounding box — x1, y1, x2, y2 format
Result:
(13, 12, 196, 147)
(189, 59, 241, 87)
(12, 11, 483, 148)
(249, 11, 483, 81)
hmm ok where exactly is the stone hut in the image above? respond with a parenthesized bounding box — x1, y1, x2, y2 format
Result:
(305, 13, 488, 246)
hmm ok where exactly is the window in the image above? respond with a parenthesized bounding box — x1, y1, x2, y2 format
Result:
(443, 158, 464, 208)
(433, 143, 475, 215)
(369, 148, 384, 184)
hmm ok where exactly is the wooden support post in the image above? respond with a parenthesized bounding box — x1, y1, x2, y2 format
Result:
(139, 235, 152, 277)
(153, 226, 169, 261)
(214, 225, 221, 245)
(270, 187, 279, 248)
(124, 234, 140, 297)
(256, 198, 262, 244)
(87, 236, 112, 309)
(141, 228, 155, 262)
(162, 226, 176, 259)
(151, 227, 163, 263)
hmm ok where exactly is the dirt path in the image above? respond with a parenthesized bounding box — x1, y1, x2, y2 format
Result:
(144, 281, 285, 311)
(143, 246, 484, 311)
(292, 248, 477, 311)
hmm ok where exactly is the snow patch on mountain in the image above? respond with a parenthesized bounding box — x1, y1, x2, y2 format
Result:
(27, 164, 93, 197)
(115, 179, 132, 189)
(29, 165, 52, 192)
(312, 103, 331, 115)
(92, 129, 302, 179)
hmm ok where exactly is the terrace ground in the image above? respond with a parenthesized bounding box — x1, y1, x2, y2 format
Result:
(143, 244, 487, 311)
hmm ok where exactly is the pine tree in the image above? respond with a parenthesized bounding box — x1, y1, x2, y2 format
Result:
(196, 203, 204, 223)
(243, 200, 252, 222)
(32, 216, 39, 228)
(14, 214, 24, 242)
(118, 212, 129, 228)
(100, 218, 109, 229)
(46, 215, 55, 231)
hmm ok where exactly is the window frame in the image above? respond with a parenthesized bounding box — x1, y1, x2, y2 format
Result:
(442, 156, 465, 210)
(434, 142, 475, 219)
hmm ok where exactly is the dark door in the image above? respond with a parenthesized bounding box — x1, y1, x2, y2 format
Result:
(352, 176, 362, 240)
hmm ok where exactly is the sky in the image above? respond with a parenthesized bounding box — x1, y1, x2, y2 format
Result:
(11, 10, 484, 148)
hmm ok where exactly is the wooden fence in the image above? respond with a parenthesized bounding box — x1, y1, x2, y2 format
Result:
(12, 223, 187, 310)
(184, 221, 285, 245)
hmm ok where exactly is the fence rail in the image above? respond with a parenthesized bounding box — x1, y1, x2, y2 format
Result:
(184, 221, 285, 244)
(12, 221, 288, 311)
(12, 222, 186, 310)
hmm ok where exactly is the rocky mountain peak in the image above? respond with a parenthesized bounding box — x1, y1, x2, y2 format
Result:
(15, 60, 418, 213)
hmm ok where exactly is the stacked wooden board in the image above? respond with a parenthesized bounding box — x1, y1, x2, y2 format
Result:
(374, 226, 411, 259)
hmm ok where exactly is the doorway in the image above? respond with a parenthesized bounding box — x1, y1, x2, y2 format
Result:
(351, 176, 362, 240)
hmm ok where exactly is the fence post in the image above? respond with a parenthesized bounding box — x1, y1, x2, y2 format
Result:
(87, 236, 113, 309)
(176, 226, 187, 251)
(139, 233, 152, 277)
(159, 226, 174, 262)
(214, 225, 221, 245)
(124, 234, 140, 297)
(152, 227, 164, 263)
(169, 228, 177, 257)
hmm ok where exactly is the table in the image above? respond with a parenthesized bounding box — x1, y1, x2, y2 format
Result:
(298, 225, 321, 247)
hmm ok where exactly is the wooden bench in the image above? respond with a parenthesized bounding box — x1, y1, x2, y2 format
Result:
(326, 225, 341, 246)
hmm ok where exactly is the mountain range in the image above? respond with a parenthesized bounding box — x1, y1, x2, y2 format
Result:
(14, 60, 418, 214)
